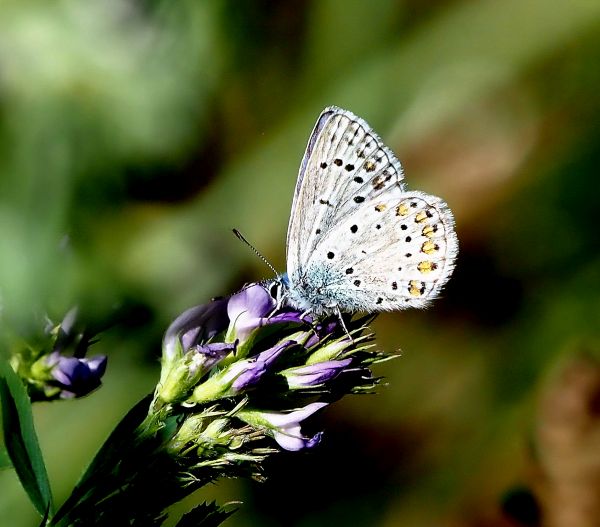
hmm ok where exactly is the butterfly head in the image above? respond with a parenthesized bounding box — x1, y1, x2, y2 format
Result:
(260, 273, 290, 311)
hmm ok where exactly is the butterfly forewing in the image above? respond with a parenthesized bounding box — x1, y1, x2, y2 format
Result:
(287, 107, 406, 278)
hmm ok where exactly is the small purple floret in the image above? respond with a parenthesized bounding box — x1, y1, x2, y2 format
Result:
(305, 319, 339, 348)
(267, 310, 307, 326)
(231, 340, 294, 392)
(227, 284, 306, 340)
(259, 401, 328, 451)
(163, 298, 229, 360)
(286, 358, 353, 387)
(227, 284, 276, 340)
(189, 341, 237, 375)
(47, 351, 108, 399)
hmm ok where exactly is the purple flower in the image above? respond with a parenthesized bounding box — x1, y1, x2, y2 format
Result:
(163, 284, 307, 367)
(163, 298, 229, 362)
(227, 284, 275, 340)
(231, 340, 295, 392)
(305, 318, 340, 349)
(159, 284, 308, 404)
(188, 342, 236, 376)
(155, 278, 383, 463)
(190, 340, 295, 403)
(237, 402, 328, 451)
(227, 284, 306, 341)
(45, 351, 107, 399)
(20, 308, 109, 401)
(282, 358, 353, 389)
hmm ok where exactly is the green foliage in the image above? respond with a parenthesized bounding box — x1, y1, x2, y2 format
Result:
(0, 0, 599, 525)
(175, 502, 237, 527)
(50, 396, 153, 526)
(0, 446, 13, 470)
(0, 359, 53, 518)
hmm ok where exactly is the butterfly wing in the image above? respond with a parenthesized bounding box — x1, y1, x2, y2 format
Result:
(286, 107, 406, 282)
(288, 191, 458, 313)
(285, 106, 458, 314)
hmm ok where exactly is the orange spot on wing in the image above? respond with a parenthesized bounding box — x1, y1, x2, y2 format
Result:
(422, 225, 435, 238)
(396, 203, 409, 216)
(415, 211, 428, 223)
(421, 240, 439, 254)
(418, 261, 437, 273)
(409, 280, 424, 297)
(364, 160, 376, 172)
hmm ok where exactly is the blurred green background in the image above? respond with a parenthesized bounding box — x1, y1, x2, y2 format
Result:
(1, 0, 600, 525)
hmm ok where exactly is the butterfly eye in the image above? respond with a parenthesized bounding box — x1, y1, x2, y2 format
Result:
(269, 281, 281, 299)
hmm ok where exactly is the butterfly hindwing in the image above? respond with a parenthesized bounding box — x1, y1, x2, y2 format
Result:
(297, 192, 458, 313)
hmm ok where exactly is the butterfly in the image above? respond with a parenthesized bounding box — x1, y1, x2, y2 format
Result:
(279, 106, 458, 316)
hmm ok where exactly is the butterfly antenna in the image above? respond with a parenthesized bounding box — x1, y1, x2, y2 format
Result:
(232, 229, 279, 278)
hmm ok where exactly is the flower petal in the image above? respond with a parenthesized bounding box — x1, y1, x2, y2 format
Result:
(227, 284, 276, 340)
(284, 358, 353, 388)
(273, 430, 323, 451)
(227, 284, 275, 322)
(267, 310, 308, 326)
(49, 354, 108, 398)
(189, 341, 237, 375)
(230, 340, 294, 392)
(258, 401, 328, 428)
(163, 298, 229, 360)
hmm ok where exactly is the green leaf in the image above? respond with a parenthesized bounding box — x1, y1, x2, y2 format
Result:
(52, 394, 154, 526)
(0, 444, 13, 470)
(175, 501, 238, 527)
(0, 358, 53, 517)
(67, 394, 154, 491)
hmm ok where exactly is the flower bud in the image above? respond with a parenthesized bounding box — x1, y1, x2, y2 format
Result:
(237, 402, 327, 451)
(226, 284, 306, 346)
(10, 308, 108, 401)
(162, 298, 229, 365)
(189, 340, 295, 404)
(157, 341, 237, 404)
(30, 351, 107, 399)
(305, 335, 355, 364)
(281, 358, 353, 389)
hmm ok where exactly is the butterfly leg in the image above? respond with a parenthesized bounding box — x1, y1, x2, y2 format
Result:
(335, 305, 354, 344)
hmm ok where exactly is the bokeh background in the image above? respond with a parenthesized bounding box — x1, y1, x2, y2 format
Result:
(1, 0, 600, 525)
